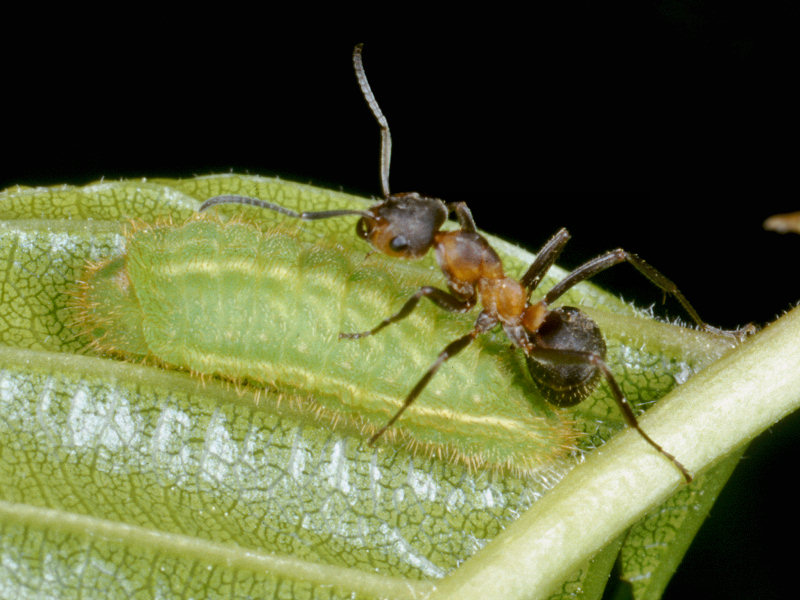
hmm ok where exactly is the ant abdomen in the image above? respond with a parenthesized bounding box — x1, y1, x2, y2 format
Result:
(525, 307, 607, 408)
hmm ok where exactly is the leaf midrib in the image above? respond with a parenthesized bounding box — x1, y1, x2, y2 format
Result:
(0, 498, 434, 599)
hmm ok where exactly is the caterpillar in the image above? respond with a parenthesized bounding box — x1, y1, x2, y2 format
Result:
(74, 215, 582, 477)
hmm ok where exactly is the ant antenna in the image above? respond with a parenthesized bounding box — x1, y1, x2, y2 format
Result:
(199, 195, 371, 219)
(353, 43, 392, 199)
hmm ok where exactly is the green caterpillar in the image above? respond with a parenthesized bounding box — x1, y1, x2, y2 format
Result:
(76, 215, 580, 477)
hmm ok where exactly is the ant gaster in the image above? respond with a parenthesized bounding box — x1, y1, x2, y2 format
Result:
(200, 45, 749, 483)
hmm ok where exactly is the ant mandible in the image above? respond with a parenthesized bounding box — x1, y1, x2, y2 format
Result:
(200, 44, 747, 483)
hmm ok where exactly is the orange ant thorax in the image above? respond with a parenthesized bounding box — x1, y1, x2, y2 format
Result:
(479, 277, 528, 324)
(434, 230, 501, 286)
(521, 302, 548, 334)
(433, 229, 529, 325)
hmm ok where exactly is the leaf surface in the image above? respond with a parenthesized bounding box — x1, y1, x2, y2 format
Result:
(2, 175, 787, 599)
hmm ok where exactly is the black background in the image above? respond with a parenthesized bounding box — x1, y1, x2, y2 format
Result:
(3, 3, 797, 598)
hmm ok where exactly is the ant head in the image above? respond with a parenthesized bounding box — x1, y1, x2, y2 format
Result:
(356, 192, 448, 259)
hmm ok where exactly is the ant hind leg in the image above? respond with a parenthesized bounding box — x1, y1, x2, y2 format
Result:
(527, 344, 693, 482)
(542, 248, 754, 340)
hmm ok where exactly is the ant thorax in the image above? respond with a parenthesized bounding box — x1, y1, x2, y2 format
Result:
(433, 231, 503, 295)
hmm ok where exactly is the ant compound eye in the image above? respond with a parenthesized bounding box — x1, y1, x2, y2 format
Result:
(390, 235, 410, 252)
(356, 218, 370, 240)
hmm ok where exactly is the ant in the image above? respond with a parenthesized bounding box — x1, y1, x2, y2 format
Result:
(200, 44, 749, 483)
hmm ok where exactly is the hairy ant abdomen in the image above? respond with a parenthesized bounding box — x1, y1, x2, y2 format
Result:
(525, 307, 607, 408)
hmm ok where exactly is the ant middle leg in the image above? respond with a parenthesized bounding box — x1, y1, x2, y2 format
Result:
(340, 286, 475, 340)
(541, 248, 751, 339)
(369, 311, 498, 444)
(520, 228, 572, 296)
(527, 344, 692, 482)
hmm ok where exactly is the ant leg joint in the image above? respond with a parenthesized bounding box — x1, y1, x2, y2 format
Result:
(339, 286, 474, 340)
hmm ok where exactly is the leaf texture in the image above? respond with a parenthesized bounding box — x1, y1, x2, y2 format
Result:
(1, 175, 770, 599)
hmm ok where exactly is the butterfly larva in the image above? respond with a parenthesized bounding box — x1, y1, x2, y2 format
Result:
(75, 215, 580, 477)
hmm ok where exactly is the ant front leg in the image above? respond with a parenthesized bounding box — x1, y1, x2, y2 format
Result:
(527, 344, 693, 482)
(339, 286, 475, 340)
(542, 248, 753, 340)
(369, 311, 498, 444)
(447, 202, 477, 232)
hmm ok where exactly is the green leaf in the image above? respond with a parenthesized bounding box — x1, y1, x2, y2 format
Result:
(2, 175, 795, 599)
(617, 448, 743, 600)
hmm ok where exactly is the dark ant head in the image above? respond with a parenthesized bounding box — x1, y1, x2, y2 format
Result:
(356, 192, 448, 259)
(351, 47, 450, 259)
